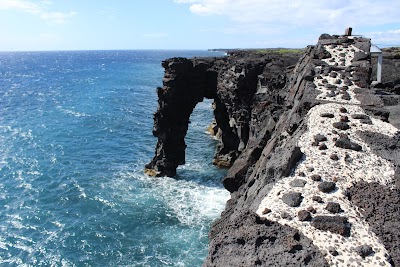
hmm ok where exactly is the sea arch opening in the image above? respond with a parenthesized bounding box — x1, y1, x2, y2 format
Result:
(145, 57, 243, 178)
(176, 98, 227, 183)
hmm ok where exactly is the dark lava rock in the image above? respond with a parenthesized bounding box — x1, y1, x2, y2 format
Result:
(320, 113, 334, 118)
(351, 114, 370, 120)
(341, 91, 351, 100)
(356, 130, 400, 167)
(360, 118, 373, 125)
(312, 216, 351, 237)
(290, 179, 307, 188)
(345, 153, 353, 163)
(287, 123, 298, 135)
(261, 207, 271, 215)
(330, 154, 339, 161)
(312, 195, 324, 203)
(364, 107, 389, 123)
(298, 171, 306, 177)
(314, 134, 327, 144)
(329, 72, 338, 78)
(355, 245, 374, 258)
(353, 51, 369, 62)
(282, 192, 303, 207)
(318, 182, 336, 193)
(329, 247, 339, 256)
(205, 212, 329, 267)
(344, 78, 353, 86)
(347, 182, 400, 266)
(281, 211, 292, 220)
(335, 138, 362, 151)
(340, 116, 349, 122)
(298, 210, 312, 221)
(319, 144, 328, 150)
(326, 202, 343, 213)
(307, 167, 315, 172)
(339, 107, 348, 113)
(311, 174, 322, 181)
(326, 84, 337, 91)
(333, 122, 350, 130)
(307, 206, 317, 214)
(317, 49, 332, 59)
(327, 91, 336, 97)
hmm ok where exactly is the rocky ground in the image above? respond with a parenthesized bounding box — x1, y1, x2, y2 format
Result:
(145, 35, 400, 266)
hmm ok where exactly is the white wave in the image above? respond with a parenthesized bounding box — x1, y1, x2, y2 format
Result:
(119, 171, 230, 227)
(73, 182, 87, 199)
(56, 106, 91, 117)
(0, 125, 33, 141)
(93, 196, 115, 208)
(52, 221, 65, 228)
(0, 240, 8, 251)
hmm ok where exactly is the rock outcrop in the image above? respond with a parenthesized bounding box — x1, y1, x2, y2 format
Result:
(145, 34, 400, 266)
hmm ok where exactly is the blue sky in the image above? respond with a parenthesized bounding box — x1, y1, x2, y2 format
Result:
(0, 0, 399, 51)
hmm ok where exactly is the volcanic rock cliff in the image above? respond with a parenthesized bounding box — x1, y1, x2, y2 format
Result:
(145, 35, 400, 266)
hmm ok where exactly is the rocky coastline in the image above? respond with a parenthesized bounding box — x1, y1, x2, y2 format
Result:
(145, 34, 400, 266)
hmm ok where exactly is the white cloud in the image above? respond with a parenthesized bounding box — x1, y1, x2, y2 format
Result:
(0, 0, 41, 13)
(0, 0, 76, 24)
(366, 29, 400, 47)
(174, 0, 400, 30)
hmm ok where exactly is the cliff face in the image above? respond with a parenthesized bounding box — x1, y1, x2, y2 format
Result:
(146, 35, 400, 266)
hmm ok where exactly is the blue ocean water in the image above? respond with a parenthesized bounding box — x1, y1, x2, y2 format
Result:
(0, 50, 229, 266)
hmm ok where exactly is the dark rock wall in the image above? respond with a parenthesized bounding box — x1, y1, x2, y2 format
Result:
(347, 182, 400, 266)
(205, 211, 328, 267)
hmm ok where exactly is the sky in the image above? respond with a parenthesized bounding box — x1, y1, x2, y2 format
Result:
(0, 0, 399, 51)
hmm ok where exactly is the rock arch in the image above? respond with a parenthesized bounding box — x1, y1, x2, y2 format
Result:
(144, 55, 265, 177)
(145, 57, 220, 177)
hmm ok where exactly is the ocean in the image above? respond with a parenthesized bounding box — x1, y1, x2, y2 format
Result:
(0, 50, 229, 266)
